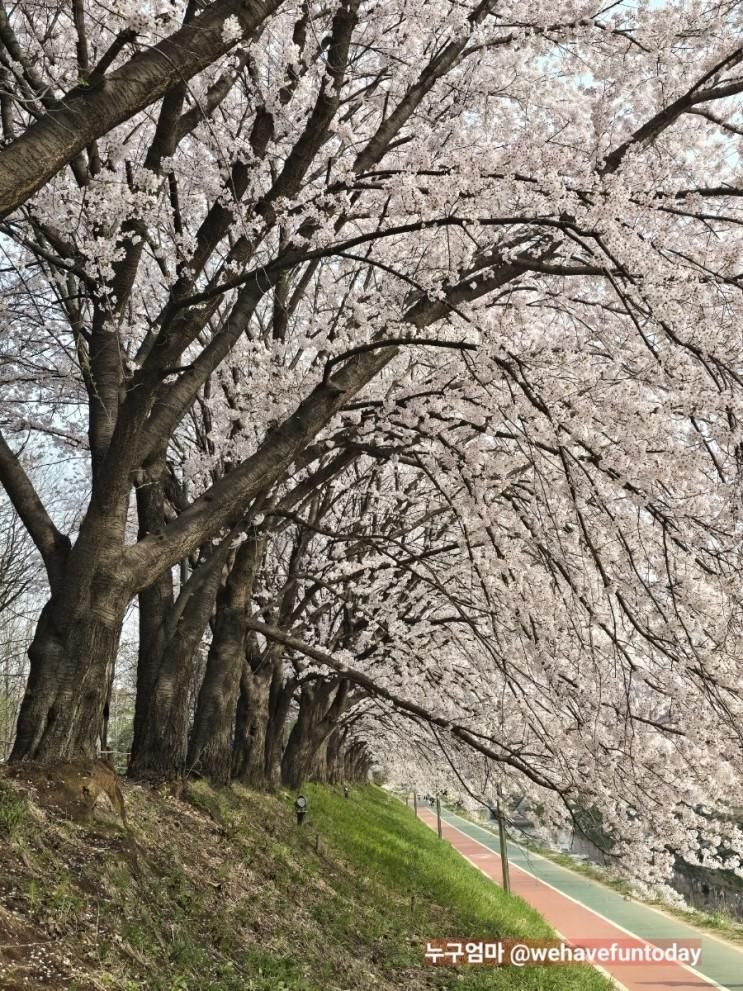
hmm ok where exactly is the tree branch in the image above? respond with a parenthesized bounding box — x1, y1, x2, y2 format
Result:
(246, 617, 566, 794)
(323, 338, 477, 385)
(0, 0, 284, 218)
(601, 46, 743, 174)
(0, 429, 69, 588)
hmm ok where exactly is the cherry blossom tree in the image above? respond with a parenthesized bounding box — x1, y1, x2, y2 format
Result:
(0, 0, 742, 888)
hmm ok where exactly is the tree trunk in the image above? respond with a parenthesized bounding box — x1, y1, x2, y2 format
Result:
(231, 651, 272, 787)
(344, 740, 371, 782)
(186, 534, 264, 784)
(129, 538, 233, 780)
(310, 734, 330, 782)
(11, 580, 127, 761)
(9, 498, 133, 762)
(281, 723, 323, 791)
(128, 465, 176, 777)
(100, 666, 114, 755)
(186, 632, 240, 785)
(128, 625, 201, 779)
(264, 661, 296, 791)
(281, 679, 349, 790)
(324, 726, 346, 785)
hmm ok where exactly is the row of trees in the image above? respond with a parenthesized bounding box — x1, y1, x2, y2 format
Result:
(1, 0, 743, 884)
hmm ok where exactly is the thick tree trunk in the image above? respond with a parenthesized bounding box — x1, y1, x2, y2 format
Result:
(281, 727, 323, 792)
(281, 679, 349, 791)
(310, 735, 330, 782)
(128, 629, 199, 779)
(129, 540, 232, 780)
(2, 396, 145, 766)
(344, 740, 371, 782)
(186, 631, 241, 785)
(324, 726, 346, 785)
(128, 466, 176, 776)
(187, 640, 242, 785)
(231, 652, 272, 787)
(11, 580, 128, 761)
(186, 534, 264, 784)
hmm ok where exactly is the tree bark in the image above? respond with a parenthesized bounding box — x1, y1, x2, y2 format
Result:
(310, 734, 330, 782)
(128, 463, 175, 774)
(0, 0, 284, 218)
(186, 533, 265, 783)
(264, 659, 296, 791)
(231, 650, 272, 787)
(10, 497, 133, 762)
(128, 532, 235, 779)
(11, 576, 127, 760)
(323, 726, 347, 785)
(281, 679, 349, 790)
(344, 740, 371, 782)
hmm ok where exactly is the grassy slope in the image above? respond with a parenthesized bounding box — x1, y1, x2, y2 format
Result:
(0, 774, 610, 991)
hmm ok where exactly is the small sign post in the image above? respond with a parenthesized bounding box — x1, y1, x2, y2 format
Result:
(295, 794, 308, 826)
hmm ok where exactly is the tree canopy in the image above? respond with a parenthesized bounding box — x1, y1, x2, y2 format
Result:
(0, 0, 742, 887)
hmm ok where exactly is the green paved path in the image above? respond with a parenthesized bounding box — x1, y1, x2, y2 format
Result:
(439, 807, 743, 990)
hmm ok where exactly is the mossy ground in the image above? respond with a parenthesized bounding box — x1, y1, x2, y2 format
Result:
(0, 772, 610, 990)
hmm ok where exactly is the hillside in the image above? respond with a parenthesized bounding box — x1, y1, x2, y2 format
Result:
(0, 771, 610, 990)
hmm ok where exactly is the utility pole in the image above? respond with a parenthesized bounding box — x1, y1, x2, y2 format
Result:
(436, 795, 442, 839)
(496, 788, 511, 894)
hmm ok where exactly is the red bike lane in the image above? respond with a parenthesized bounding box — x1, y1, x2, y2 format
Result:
(417, 808, 725, 991)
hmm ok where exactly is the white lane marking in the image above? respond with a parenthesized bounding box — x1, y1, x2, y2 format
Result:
(453, 814, 743, 955)
(437, 812, 729, 991)
(417, 810, 630, 991)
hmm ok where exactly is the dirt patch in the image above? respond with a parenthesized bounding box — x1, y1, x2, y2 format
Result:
(4, 761, 127, 826)
(0, 904, 81, 989)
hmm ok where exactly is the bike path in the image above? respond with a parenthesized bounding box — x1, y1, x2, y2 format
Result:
(418, 806, 743, 990)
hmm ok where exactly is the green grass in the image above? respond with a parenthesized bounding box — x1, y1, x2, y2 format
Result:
(0, 775, 612, 990)
(0, 779, 27, 840)
(298, 784, 610, 989)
